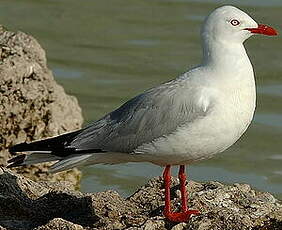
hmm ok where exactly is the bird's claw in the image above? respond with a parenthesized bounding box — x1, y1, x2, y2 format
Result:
(164, 209, 200, 222)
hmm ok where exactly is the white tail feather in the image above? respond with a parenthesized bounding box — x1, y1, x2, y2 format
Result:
(50, 154, 93, 173)
(25, 153, 61, 165)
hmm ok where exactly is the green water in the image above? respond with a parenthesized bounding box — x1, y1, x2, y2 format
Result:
(1, 0, 281, 199)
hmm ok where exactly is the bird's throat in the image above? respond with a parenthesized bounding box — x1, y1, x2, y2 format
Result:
(202, 41, 250, 72)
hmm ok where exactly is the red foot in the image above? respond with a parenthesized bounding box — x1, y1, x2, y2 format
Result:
(164, 209, 200, 222)
(163, 165, 200, 222)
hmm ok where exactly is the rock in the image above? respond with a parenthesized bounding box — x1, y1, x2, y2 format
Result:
(0, 169, 97, 230)
(139, 218, 166, 230)
(0, 170, 281, 230)
(170, 223, 187, 230)
(35, 218, 84, 230)
(0, 25, 83, 186)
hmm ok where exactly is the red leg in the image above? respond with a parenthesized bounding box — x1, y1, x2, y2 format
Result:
(163, 165, 200, 222)
(179, 165, 188, 212)
(163, 165, 172, 216)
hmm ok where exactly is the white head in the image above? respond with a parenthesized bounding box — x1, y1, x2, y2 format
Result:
(201, 5, 277, 44)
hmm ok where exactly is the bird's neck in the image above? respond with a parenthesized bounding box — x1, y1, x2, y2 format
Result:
(201, 40, 252, 73)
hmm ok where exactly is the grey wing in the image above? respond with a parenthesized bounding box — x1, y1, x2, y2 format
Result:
(70, 78, 208, 153)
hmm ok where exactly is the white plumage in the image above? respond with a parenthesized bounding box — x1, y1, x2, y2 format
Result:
(8, 5, 277, 222)
(8, 5, 277, 173)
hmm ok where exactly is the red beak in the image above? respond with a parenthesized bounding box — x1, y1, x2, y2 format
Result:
(245, 24, 278, 36)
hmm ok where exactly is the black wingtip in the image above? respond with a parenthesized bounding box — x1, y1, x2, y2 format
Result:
(9, 142, 30, 153)
(6, 154, 27, 168)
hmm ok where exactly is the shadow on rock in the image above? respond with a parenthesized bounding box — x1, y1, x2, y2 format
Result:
(34, 192, 98, 227)
(0, 169, 98, 229)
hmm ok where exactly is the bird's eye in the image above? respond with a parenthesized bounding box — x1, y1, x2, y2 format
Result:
(230, 19, 240, 26)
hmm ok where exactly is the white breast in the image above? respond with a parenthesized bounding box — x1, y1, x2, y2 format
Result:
(135, 66, 256, 166)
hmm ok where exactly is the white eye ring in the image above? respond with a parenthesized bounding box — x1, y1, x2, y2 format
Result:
(230, 19, 240, 26)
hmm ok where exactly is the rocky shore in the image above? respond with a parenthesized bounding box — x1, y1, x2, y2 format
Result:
(0, 169, 281, 230)
(0, 25, 83, 186)
(0, 26, 281, 230)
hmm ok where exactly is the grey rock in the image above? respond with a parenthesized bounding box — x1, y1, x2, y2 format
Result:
(0, 169, 97, 230)
(170, 223, 187, 230)
(0, 170, 281, 230)
(0, 25, 83, 186)
(140, 218, 166, 230)
(35, 218, 84, 230)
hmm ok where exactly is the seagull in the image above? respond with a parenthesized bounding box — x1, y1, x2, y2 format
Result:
(7, 5, 277, 222)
